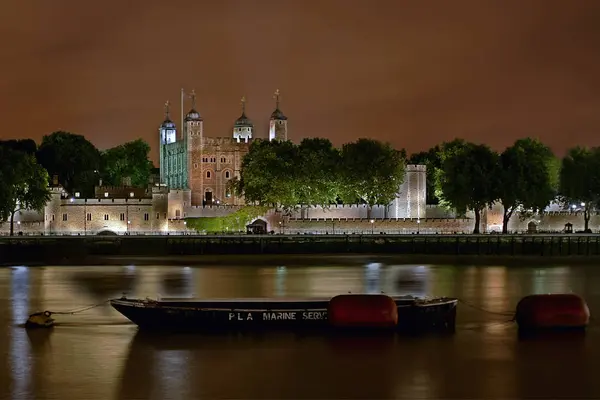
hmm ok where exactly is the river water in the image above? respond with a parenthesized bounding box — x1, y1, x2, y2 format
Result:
(1, 262, 600, 399)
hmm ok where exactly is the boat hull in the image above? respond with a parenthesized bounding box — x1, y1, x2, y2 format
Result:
(111, 296, 457, 333)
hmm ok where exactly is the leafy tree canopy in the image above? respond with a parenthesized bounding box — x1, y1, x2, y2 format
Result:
(0, 147, 51, 235)
(237, 139, 300, 211)
(296, 138, 341, 207)
(559, 146, 600, 231)
(436, 139, 500, 233)
(339, 138, 406, 214)
(36, 131, 101, 196)
(498, 138, 559, 233)
(101, 139, 153, 187)
(0, 139, 37, 155)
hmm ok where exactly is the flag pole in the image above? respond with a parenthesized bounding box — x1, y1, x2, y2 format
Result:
(180, 88, 185, 140)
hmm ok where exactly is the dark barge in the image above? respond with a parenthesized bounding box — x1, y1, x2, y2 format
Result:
(110, 294, 458, 333)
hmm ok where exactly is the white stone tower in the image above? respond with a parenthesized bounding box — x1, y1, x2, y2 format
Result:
(233, 96, 253, 143)
(269, 89, 288, 141)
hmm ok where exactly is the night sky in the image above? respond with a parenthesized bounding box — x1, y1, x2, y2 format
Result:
(2, 0, 600, 163)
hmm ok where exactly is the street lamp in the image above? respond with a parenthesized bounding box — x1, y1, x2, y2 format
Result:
(127, 220, 131, 235)
(370, 219, 374, 234)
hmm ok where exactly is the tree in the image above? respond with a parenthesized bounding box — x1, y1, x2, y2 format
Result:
(559, 146, 600, 232)
(237, 139, 300, 211)
(436, 140, 500, 234)
(0, 139, 37, 155)
(296, 138, 341, 208)
(498, 138, 559, 233)
(408, 145, 442, 205)
(36, 131, 101, 196)
(0, 148, 51, 236)
(101, 139, 153, 187)
(339, 138, 406, 218)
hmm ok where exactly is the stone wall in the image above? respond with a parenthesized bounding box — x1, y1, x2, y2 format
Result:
(0, 186, 189, 236)
(284, 218, 473, 234)
(185, 205, 244, 218)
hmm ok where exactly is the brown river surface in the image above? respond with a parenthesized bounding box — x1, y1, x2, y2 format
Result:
(1, 261, 600, 399)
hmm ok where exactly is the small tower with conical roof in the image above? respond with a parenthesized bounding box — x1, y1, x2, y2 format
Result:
(184, 89, 203, 144)
(159, 100, 177, 145)
(159, 100, 177, 184)
(269, 89, 288, 141)
(233, 96, 253, 143)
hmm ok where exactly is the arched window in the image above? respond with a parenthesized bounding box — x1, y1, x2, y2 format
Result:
(225, 171, 231, 179)
(206, 171, 211, 178)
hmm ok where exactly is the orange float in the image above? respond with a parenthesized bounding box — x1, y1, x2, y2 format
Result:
(515, 294, 590, 330)
(328, 294, 398, 329)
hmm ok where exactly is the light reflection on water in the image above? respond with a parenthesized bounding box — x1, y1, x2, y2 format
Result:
(2, 263, 600, 399)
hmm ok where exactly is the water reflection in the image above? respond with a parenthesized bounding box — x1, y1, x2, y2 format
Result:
(532, 267, 570, 294)
(10, 266, 31, 399)
(364, 262, 382, 293)
(160, 267, 193, 298)
(0, 263, 600, 399)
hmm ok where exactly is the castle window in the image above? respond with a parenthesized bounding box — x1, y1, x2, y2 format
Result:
(86, 213, 91, 221)
(52, 214, 55, 221)
(75, 192, 80, 198)
(175, 210, 181, 217)
(104, 192, 109, 198)
(221, 157, 226, 163)
(164, 212, 167, 219)
(206, 171, 211, 179)
(225, 171, 231, 179)
(62, 213, 67, 221)
(104, 214, 109, 221)
(144, 213, 149, 221)
(156, 212, 160, 220)
(120, 213, 125, 221)
(194, 163, 198, 169)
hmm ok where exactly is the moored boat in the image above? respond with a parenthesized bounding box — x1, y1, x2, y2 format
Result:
(110, 294, 458, 333)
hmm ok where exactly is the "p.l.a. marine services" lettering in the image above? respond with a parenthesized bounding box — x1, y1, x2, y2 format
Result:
(227, 311, 328, 322)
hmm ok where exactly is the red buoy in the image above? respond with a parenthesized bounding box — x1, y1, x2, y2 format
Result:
(328, 294, 398, 329)
(515, 294, 590, 330)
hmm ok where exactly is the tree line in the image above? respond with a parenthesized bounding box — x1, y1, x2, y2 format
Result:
(0, 132, 154, 235)
(235, 137, 598, 234)
(1, 131, 598, 236)
(232, 138, 406, 218)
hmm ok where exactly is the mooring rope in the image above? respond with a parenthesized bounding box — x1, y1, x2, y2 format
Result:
(43, 299, 111, 316)
(457, 299, 515, 319)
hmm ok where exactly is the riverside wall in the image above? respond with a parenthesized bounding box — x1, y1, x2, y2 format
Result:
(1, 202, 597, 236)
(1, 234, 600, 266)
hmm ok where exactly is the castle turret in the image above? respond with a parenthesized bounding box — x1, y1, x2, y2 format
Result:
(269, 89, 288, 141)
(233, 96, 253, 143)
(159, 101, 177, 184)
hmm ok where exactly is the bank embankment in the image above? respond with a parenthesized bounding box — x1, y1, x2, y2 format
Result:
(2, 234, 600, 266)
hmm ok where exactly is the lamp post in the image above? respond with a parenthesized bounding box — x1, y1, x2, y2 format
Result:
(84, 200, 87, 236)
(370, 219, 374, 234)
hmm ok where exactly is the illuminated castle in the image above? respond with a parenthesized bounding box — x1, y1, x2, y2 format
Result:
(0, 89, 431, 236)
(159, 89, 288, 207)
